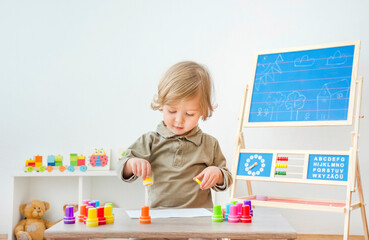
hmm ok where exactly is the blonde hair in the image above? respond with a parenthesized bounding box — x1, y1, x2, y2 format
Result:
(151, 61, 215, 120)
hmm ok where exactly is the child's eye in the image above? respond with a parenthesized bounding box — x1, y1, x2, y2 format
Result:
(168, 110, 176, 114)
(186, 113, 194, 117)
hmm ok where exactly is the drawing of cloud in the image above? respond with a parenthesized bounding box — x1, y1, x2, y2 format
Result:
(327, 51, 347, 65)
(294, 55, 315, 67)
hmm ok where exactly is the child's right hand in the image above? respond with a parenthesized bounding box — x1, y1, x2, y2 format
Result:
(124, 158, 151, 180)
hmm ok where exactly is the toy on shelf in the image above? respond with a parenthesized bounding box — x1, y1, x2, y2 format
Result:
(67, 153, 87, 172)
(86, 148, 111, 171)
(14, 200, 58, 240)
(24, 155, 45, 172)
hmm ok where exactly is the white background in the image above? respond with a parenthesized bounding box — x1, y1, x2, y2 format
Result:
(1, 0, 369, 236)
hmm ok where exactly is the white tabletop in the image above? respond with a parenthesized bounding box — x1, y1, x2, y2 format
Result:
(45, 208, 297, 239)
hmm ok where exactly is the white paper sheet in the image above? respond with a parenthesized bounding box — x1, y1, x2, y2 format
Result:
(126, 208, 213, 219)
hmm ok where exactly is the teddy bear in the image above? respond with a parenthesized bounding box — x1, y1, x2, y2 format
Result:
(14, 200, 58, 240)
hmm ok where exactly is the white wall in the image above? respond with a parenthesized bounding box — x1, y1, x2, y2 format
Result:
(1, 0, 369, 235)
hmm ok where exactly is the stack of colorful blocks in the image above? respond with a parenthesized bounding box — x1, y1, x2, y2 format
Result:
(64, 200, 114, 227)
(212, 200, 253, 223)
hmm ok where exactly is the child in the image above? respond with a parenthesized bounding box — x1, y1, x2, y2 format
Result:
(117, 61, 233, 208)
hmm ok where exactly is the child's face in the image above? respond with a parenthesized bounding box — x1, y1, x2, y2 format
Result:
(162, 94, 202, 135)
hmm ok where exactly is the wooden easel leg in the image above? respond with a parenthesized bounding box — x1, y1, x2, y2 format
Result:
(356, 160, 369, 240)
(239, 132, 253, 196)
(343, 189, 353, 240)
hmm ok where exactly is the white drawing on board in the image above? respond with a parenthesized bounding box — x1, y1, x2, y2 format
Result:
(304, 112, 311, 120)
(255, 54, 283, 91)
(257, 108, 263, 117)
(326, 51, 347, 65)
(294, 55, 315, 67)
(266, 92, 286, 120)
(285, 91, 306, 120)
(317, 79, 350, 120)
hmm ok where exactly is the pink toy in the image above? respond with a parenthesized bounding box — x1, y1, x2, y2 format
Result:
(228, 205, 240, 223)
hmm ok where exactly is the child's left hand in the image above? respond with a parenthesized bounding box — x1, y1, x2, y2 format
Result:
(193, 166, 224, 190)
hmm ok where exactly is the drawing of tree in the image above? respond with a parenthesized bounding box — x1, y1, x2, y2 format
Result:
(285, 91, 306, 120)
(266, 92, 286, 121)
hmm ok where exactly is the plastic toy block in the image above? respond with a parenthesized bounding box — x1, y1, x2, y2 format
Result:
(77, 155, 85, 166)
(64, 206, 76, 224)
(139, 206, 151, 224)
(97, 206, 106, 225)
(83, 200, 91, 205)
(55, 155, 63, 166)
(70, 153, 77, 161)
(243, 200, 253, 216)
(27, 160, 35, 167)
(47, 155, 55, 163)
(231, 200, 238, 205)
(92, 200, 100, 207)
(88, 201, 97, 208)
(105, 202, 113, 207)
(104, 203, 114, 216)
(143, 177, 153, 186)
(86, 208, 98, 227)
(78, 204, 87, 222)
(84, 206, 93, 224)
(104, 205, 114, 224)
(48, 162, 55, 167)
(228, 205, 240, 223)
(236, 202, 243, 217)
(35, 155, 42, 167)
(70, 161, 77, 166)
(194, 178, 202, 185)
(212, 205, 223, 222)
(240, 205, 252, 223)
(225, 203, 231, 221)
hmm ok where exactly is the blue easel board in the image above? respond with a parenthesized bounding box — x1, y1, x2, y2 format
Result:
(247, 43, 358, 125)
(307, 154, 349, 181)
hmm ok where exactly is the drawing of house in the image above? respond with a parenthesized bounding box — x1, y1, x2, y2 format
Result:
(317, 79, 350, 120)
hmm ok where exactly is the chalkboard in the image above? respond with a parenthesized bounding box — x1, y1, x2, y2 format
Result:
(245, 41, 360, 126)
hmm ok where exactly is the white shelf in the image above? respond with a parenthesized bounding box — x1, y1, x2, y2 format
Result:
(9, 170, 119, 240)
(12, 170, 117, 177)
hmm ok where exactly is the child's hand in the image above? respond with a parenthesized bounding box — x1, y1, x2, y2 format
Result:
(124, 158, 151, 180)
(193, 166, 224, 190)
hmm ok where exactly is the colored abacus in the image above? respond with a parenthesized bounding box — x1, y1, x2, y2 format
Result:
(275, 154, 304, 177)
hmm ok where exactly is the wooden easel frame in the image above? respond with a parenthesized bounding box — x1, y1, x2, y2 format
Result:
(230, 42, 368, 239)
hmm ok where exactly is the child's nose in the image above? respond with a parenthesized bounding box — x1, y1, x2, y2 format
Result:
(175, 113, 184, 123)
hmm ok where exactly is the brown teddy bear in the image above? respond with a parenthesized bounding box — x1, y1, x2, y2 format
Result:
(14, 200, 58, 240)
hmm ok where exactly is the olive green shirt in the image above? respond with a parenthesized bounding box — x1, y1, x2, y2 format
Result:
(117, 121, 233, 208)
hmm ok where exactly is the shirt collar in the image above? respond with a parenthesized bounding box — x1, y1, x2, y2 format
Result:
(156, 121, 202, 146)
